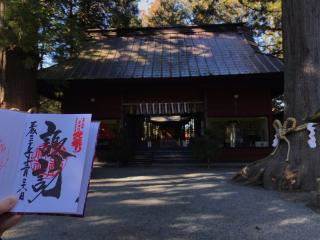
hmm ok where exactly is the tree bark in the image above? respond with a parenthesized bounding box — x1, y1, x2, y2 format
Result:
(2, 48, 38, 111)
(283, 0, 320, 190)
(0, 47, 5, 106)
(0, 2, 38, 111)
(233, 0, 320, 191)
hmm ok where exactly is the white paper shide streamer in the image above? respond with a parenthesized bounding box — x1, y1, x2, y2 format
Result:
(307, 123, 317, 149)
(272, 134, 279, 148)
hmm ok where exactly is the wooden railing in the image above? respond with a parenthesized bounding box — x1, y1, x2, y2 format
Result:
(122, 102, 204, 115)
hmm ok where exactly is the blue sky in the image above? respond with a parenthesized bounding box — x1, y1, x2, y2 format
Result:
(138, 0, 152, 13)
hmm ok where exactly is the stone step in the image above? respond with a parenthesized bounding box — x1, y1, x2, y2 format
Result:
(131, 149, 202, 165)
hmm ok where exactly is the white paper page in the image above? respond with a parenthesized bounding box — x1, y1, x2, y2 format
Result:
(0, 110, 26, 200)
(77, 121, 100, 215)
(12, 114, 92, 214)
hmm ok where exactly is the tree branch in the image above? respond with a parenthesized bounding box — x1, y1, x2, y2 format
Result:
(239, 0, 281, 14)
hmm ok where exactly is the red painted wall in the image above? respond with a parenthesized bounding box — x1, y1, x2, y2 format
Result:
(62, 80, 273, 120)
(61, 78, 277, 162)
(124, 84, 202, 103)
(62, 86, 122, 120)
(206, 87, 272, 117)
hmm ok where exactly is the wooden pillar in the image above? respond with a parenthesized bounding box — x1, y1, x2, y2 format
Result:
(120, 93, 124, 130)
(268, 89, 274, 147)
(203, 88, 208, 134)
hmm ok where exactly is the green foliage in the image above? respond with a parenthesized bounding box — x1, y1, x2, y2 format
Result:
(39, 96, 62, 113)
(191, 0, 219, 25)
(187, 0, 245, 24)
(0, 0, 49, 70)
(40, 0, 140, 63)
(0, 0, 42, 53)
(144, 0, 190, 27)
(108, 0, 141, 28)
(0, 0, 140, 67)
(142, 0, 282, 57)
(190, 126, 224, 163)
(239, 0, 282, 56)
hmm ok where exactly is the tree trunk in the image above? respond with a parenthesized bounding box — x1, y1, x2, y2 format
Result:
(0, 2, 38, 111)
(233, 0, 320, 191)
(2, 48, 38, 111)
(0, 48, 5, 106)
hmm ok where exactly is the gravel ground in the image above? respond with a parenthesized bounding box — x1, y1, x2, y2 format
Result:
(4, 166, 320, 240)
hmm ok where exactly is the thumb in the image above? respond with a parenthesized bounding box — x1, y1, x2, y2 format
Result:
(0, 197, 17, 214)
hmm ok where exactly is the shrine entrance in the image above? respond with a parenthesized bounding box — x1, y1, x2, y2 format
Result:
(123, 102, 205, 149)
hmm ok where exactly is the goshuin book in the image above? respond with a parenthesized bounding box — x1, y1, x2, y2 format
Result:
(0, 109, 99, 216)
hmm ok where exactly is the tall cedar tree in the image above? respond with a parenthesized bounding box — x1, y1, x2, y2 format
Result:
(0, 0, 41, 110)
(233, 0, 320, 191)
(0, 0, 139, 110)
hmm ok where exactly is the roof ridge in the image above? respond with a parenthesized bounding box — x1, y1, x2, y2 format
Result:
(87, 23, 246, 37)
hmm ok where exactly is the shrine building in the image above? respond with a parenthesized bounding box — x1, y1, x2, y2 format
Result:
(39, 23, 283, 162)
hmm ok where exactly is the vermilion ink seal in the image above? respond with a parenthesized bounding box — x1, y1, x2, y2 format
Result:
(29, 144, 69, 179)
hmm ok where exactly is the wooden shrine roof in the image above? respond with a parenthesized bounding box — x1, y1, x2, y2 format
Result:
(38, 24, 283, 81)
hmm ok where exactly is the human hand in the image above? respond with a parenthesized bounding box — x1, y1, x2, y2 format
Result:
(0, 196, 22, 237)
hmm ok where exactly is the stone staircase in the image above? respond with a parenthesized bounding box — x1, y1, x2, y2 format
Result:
(131, 148, 204, 165)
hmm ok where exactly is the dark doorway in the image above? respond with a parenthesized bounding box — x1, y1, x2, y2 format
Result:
(124, 114, 203, 149)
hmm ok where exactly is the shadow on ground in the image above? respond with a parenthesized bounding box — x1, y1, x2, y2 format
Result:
(5, 167, 320, 240)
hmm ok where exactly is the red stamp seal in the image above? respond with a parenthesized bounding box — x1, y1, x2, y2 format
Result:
(0, 140, 9, 171)
(29, 144, 69, 179)
(72, 117, 85, 153)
